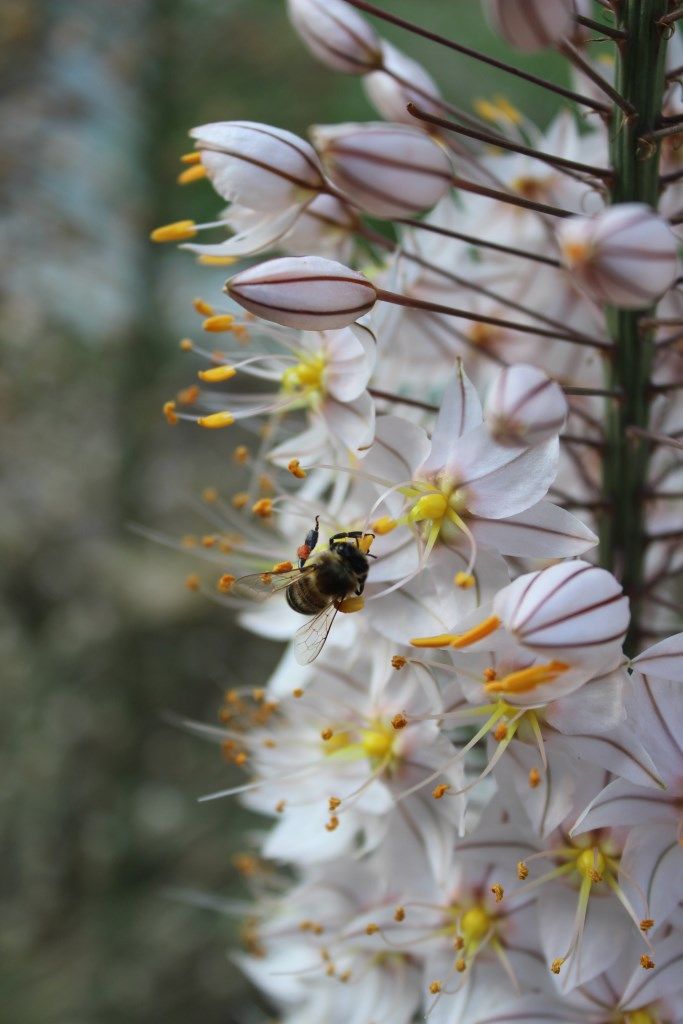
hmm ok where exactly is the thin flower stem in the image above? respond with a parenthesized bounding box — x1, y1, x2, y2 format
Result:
(654, 328, 683, 349)
(640, 122, 683, 142)
(626, 425, 683, 451)
(394, 219, 561, 268)
(563, 385, 622, 398)
(576, 13, 629, 39)
(658, 5, 683, 27)
(341, 0, 611, 114)
(374, 289, 612, 350)
(559, 39, 637, 117)
(368, 388, 438, 413)
(407, 104, 614, 180)
(450, 174, 574, 219)
(562, 434, 605, 449)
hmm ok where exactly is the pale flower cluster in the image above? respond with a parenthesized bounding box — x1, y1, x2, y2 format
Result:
(152, 1, 683, 1021)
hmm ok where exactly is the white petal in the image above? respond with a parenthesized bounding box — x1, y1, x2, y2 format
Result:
(470, 500, 597, 557)
(320, 391, 375, 452)
(419, 360, 483, 475)
(185, 203, 308, 258)
(631, 631, 683, 681)
(455, 431, 558, 519)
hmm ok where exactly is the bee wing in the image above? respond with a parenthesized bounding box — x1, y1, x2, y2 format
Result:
(294, 603, 339, 666)
(230, 565, 313, 603)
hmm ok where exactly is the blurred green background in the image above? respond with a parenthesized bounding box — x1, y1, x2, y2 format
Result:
(0, 1, 569, 1020)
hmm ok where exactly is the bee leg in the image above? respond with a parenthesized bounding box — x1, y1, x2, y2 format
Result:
(297, 515, 320, 568)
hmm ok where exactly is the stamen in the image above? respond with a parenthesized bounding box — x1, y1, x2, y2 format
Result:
(197, 412, 235, 429)
(177, 163, 207, 185)
(410, 614, 501, 650)
(203, 315, 235, 332)
(198, 365, 236, 382)
(485, 660, 569, 694)
(150, 219, 197, 242)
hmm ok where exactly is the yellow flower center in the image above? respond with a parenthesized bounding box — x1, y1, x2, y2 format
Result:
(460, 906, 491, 943)
(361, 724, 395, 762)
(281, 353, 326, 402)
(624, 1012, 656, 1024)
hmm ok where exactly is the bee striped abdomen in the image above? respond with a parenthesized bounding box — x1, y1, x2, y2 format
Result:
(286, 571, 334, 614)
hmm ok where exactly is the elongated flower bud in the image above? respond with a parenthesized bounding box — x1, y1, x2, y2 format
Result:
(311, 122, 453, 219)
(484, 364, 568, 448)
(286, 0, 382, 74)
(190, 121, 325, 211)
(493, 561, 629, 666)
(485, 0, 575, 53)
(225, 256, 377, 330)
(556, 203, 679, 310)
(363, 42, 443, 125)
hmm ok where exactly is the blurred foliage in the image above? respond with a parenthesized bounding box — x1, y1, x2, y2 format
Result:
(0, 0, 568, 1020)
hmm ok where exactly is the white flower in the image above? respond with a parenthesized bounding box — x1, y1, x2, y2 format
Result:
(557, 204, 679, 309)
(311, 122, 453, 219)
(286, 0, 382, 74)
(226, 255, 377, 330)
(363, 41, 444, 125)
(485, 0, 576, 53)
(484, 363, 568, 448)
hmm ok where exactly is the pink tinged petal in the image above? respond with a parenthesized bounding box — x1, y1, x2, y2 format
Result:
(454, 430, 559, 519)
(572, 778, 679, 835)
(499, 740, 580, 838)
(545, 672, 626, 736)
(286, 0, 382, 75)
(486, 0, 575, 53)
(631, 632, 683, 681)
(620, 822, 683, 926)
(621, 931, 683, 1008)
(320, 391, 375, 452)
(184, 202, 309, 258)
(324, 320, 377, 402)
(363, 41, 443, 125)
(226, 255, 377, 330)
(485, 364, 568, 449)
(470, 500, 597, 558)
(419, 360, 483, 475)
(363, 414, 432, 484)
(624, 675, 683, 786)
(549, 724, 662, 789)
(191, 120, 324, 209)
(538, 885, 628, 991)
(495, 561, 629, 663)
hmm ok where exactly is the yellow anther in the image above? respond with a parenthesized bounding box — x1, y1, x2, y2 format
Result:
(329, 796, 341, 811)
(233, 445, 249, 463)
(201, 535, 217, 548)
(429, 981, 442, 994)
(321, 728, 334, 741)
(275, 800, 286, 813)
(411, 615, 502, 650)
(391, 655, 407, 670)
(358, 534, 374, 555)
(198, 364, 236, 382)
(550, 958, 564, 975)
(394, 906, 405, 922)
(202, 314, 235, 333)
(528, 767, 541, 788)
(517, 861, 529, 881)
(177, 163, 207, 185)
(337, 595, 365, 613)
(197, 411, 235, 429)
(493, 721, 508, 742)
(486, 659, 569, 694)
(217, 574, 235, 593)
(640, 955, 655, 970)
(455, 959, 467, 973)
(234, 751, 248, 766)
(453, 936, 464, 951)
(461, 906, 491, 941)
(197, 254, 238, 266)
(365, 923, 379, 935)
(180, 337, 194, 351)
(150, 219, 197, 243)
(193, 298, 215, 316)
(576, 848, 606, 882)
(483, 667, 497, 682)
(454, 571, 475, 589)
(288, 458, 307, 479)
(252, 498, 273, 518)
(325, 816, 339, 832)
(391, 713, 408, 730)
(361, 726, 394, 760)
(468, 322, 497, 347)
(490, 884, 504, 904)
(292, 688, 304, 698)
(409, 492, 448, 523)
(232, 492, 249, 509)
(639, 918, 655, 932)
(202, 487, 218, 503)
(163, 400, 178, 425)
(371, 516, 397, 535)
(180, 151, 202, 164)
(432, 783, 449, 800)
(185, 574, 200, 592)
(273, 561, 294, 574)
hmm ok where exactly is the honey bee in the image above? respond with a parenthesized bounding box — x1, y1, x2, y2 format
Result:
(231, 516, 375, 665)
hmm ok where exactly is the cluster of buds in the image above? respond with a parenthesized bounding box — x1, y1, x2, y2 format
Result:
(152, 1, 683, 1022)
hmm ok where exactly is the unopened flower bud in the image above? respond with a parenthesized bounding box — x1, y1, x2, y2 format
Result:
(494, 560, 629, 666)
(363, 42, 443, 125)
(484, 364, 568, 448)
(225, 256, 377, 330)
(486, 0, 575, 53)
(286, 0, 382, 74)
(557, 204, 679, 310)
(190, 121, 324, 211)
(312, 122, 453, 219)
